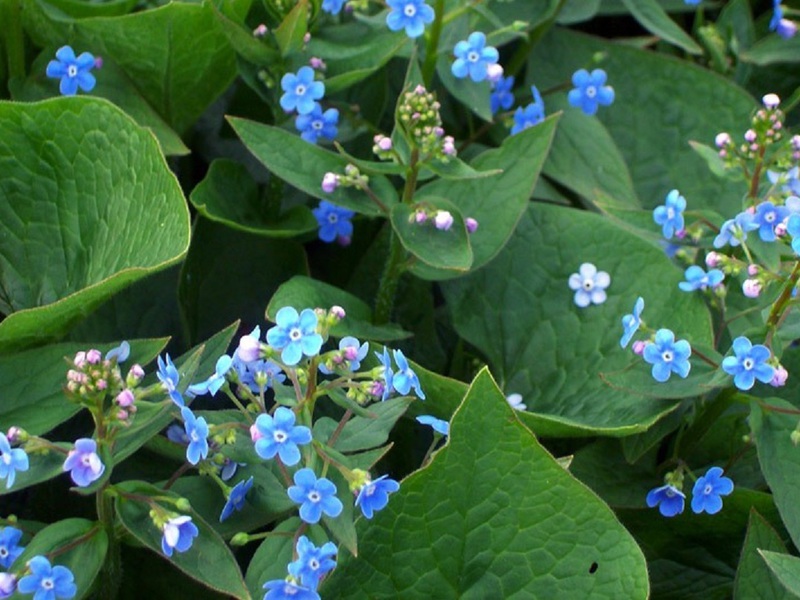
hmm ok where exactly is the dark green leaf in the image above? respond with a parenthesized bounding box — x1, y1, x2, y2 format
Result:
(619, 0, 702, 54)
(733, 510, 793, 600)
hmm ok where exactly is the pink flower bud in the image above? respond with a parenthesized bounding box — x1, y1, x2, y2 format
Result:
(129, 364, 144, 380)
(309, 57, 326, 70)
(434, 210, 454, 231)
(96, 379, 107, 390)
(465, 217, 479, 233)
(87, 349, 102, 364)
(792, 135, 800, 150)
(94, 56, 103, 69)
(116, 389, 135, 408)
(344, 347, 359, 361)
(745, 129, 757, 142)
(237, 335, 262, 363)
(747, 264, 759, 276)
(74, 351, 87, 368)
(337, 235, 352, 247)
(632, 340, 647, 355)
(116, 409, 129, 421)
(715, 132, 731, 148)
(750, 143, 760, 152)
(250, 423, 264, 443)
(303, 32, 311, 43)
(771, 365, 789, 387)
(675, 229, 686, 239)
(705, 251, 721, 268)
(330, 305, 346, 319)
(414, 210, 428, 224)
(414, 84, 426, 95)
(377, 136, 392, 151)
(433, 126, 444, 137)
(253, 24, 268, 37)
(321, 172, 339, 193)
(763, 93, 781, 109)
(718, 150, 727, 158)
(776, 222, 788, 236)
(487, 63, 504, 84)
(743, 279, 762, 298)
(442, 136, 456, 156)
(6, 427, 21, 444)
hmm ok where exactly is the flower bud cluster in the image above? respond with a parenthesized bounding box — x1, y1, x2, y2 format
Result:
(409, 206, 479, 233)
(320, 163, 369, 195)
(397, 85, 456, 161)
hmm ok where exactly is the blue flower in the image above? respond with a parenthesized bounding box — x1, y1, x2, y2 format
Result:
(63, 438, 104, 487)
(416, 415, 448, 435)
(713, 212, 758, 248)
(288, 536, 337, 591)
(451, 32, 499, 82)
(253, 407, 312, 466)
(684, 0, 701, 5)
(643, 329, 692, 382)
(166, 424, 189, 445)
(187, 354, 233, 398)
(376, 347, 394, 401)
(263, 580, 320, 600)
(385, 0, 435, 39)
(45, 45, 96, 96)
(511, 86, 545, 135)
(161, 515, 199, 557)
(391, 349, 425, 399)
(105, 340, 130, 363)
(653, 189, 686, 239)
(17, 556, 76, 600)
(490, 75, 515, 114)
(320, 336, 369, 374)
(754, 202, 790, 242)
(312, 201, 355, 243)
(321, 0, 346, 14)
(568, 263, 610, 307)
(220, 476, 254, 522)
(267, 307, 324, 365)
(296, 103, 339, 144)
(0, 432, 28, 489)
(280, 67, 325, 115)
(768, 166, 800, 195)
(157, 354, 184, 407)
(0, 527, 24, 569)
(567, 68, 614, 115)
(239, 359, 285, 394)
(646, 484, 685, 517)
(786, 213, 800, 254)
(355, 475, 400, 519)
(721, 336, 775, 391)
(181, 407, 209, 465)
(620, 296, 644, 348)
(287, 468, 343, 524)
(690, 467, 733, 514)
(678, 266, 724, 292)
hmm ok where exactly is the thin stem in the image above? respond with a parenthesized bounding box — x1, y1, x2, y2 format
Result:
(163, 462, 191, 491)
(357, 181, 389, 213)
(748, 144, 767, 201)
(767, 261, 800, 328)
(327, 409, 353, 448)
(692, 347, 719, 368)
(421, 0, 445, 87)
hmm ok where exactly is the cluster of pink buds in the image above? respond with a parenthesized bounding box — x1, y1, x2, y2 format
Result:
(320, 163, 369, 195)
(410, 208, 478, 233)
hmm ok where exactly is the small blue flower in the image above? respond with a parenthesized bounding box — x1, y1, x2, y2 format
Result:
(321, 0, 346, 14)
(320, 336, 369, 374)
(490, 75, 515, 114)
(653, 189, 687, 239)
(451, 32, 499, 82)
(161, 515, 199, 557)
(287, 468, 343, 524)
(768, 166, 800, 195)
(678, 266, 724, 292)
(45, 45, 96, 96)
(105, 340, 130, 363)
(181, 407, 209, 465)
(296, 103, 339, 144)
(511, 86, 545, 135)
(416, 415, 448, 435)
(240, 359, 285, 393)
(17, 556, 76, 600)
(690, 467, 733, 514)
(568, 263, 610, 307)
(754, 202, 790, 242)
(385, 0, 435, 39)
(567, 68, 614, 115)
(220, 476, 254, 522)
(263, 580, 320, 600)
(166, 424, 189, 445)
(312, 201, 354, 243)
(0, 432, 28, 489)
(187, 355, 233, 398)
(253, 407, 312, 466)
(267, 307, 324, 366)
(288, 536, 337, 591)
(280, 67, 325, 115)
(620, 296, 644, 349)
(391, 349, 425, 399)
(157, 354, 184, 407)
(643, 329, 692, 382)
(355, 475, 400, 519)
(786, 213, 800, 254)
(684, 0, 701, 5)
(63, 438, 104, 487)
(646, 484, 685, 517)
(713, 212, 758, 248)
(0, 527, 24, 569)
(721, 336, 775, 391)
(376, 347, 394, 401)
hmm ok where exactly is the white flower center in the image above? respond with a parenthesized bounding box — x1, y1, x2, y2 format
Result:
(467, 51, 480, 63)
(666, 207, 675, 219)
(0, 547, 7, 558)
(273, 429, 287, 443)
(582, 279, 594, 291)
(82, 454, 93, 466)
(312, 120, 324, 130)
(765, 211, 776, 223)
(743, 358, 754, 370)
(403, 3, 416, 17)
(585, 86, 597, 98)
(295, 84, 306, 96)
(289, 327, 303, 341)
(191, 430, 201, 442)
(310, 558, 320, 570)
(42, 578, 55, 590)
(665, 489, 675, 498)
(661, 350, 674, 363)
(328, 213, 338, 224)
(704, 484, 713, 495)
(67, 65, 78, 78)
(308, 490, 321, 503)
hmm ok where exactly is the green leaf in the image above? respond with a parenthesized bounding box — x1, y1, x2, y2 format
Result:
(115, 480, 249, 599)
(391, 198, 473, 272)
(1, 442, 71, 496)
(41, 0, 137, 17)
(741, 36, 800, 66)
(734, 510, 794, 600)
(557, 0, 602, 24)
(619, 0, 702, 54)
(420, 157, 502, 181)
(0, 98, 190, 353)
(689, 140, 734, 179)
(443, 203, 713, 437)
(212, 3, 280, 65)
(322, 368, 649, 598)
(228, 118, 398, 216)
(274, 0, 308, 56)
(760, 551, 800, 597)
(436, 53, 493, 122)
(328, 397, 413, 453)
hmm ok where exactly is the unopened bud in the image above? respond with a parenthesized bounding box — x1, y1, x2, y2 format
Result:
(743, 279, 762, 298)
(465, 217, 479, 233)
(763, 93, 781, 109)
(715, 132, 731, 148)
(321, 172, 339, 194)
(772, 365, 789, 387)
(632, 340, 647, 355)
(434, 210, 454, 231)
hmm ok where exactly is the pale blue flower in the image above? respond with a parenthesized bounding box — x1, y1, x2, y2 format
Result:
(646, 484, 685, 517)
(355, 475, 400, 519)
(0, 433, 28, 489)
(288, 536, 337, 590)
(678, 266, 724, 292)
(287, 468, 343, 524)
(266, 307, 323, 365)
(17, 556, 76, 599)
(46, 45, 95, 96)
(253, 407, 312, 466)
(161, 515, 198, 557)
(713, 212, 758, 248)
(181, 407, 209, 465)
(568, 68, 614, 115)
(620, 297, 644, 348)
(451, 32, 499, 82)
(568, 263, 610, 307)
(721, 336, 774, 391)
(653, 189, 686, 239)
(511, 86, 545, 135)
(416, 415, 448, 435)
(392, 349, 425, 399)
(62, 438, 104, 487)
(220, 476, 254, 522)
(280, 67, 325, 115)
(643, 329, 691, 382)
(385, 0, 435, 38)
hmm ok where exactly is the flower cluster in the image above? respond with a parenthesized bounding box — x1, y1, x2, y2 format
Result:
(280, 67, 338, 145)
(0, 529, 78, 600)
(647, 467, 734, 517)
(397, 85, 456, 161)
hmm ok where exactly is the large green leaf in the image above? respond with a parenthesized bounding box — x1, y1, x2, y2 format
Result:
(0, 98, 190, 353)
(734, 510, 793, 600)
(323, 368, 649, 598)
(619, 0, 702, 54)
(443, 203, 713, 437)
(741, 36, 800, 66)
(761, 551, 800, 597)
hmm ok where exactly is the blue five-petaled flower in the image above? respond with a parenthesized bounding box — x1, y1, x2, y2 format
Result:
(157, 354, 184, 407)
(643, 329, 692, 382)
(376, 347, 394, 402)
(721, 336, 775, 391)
(46, 45, 96, 96)
(296, 103, 339, 144)
(263, 579, 320, 600)
(568, 68, 614, 115)
(63, 438, 105, 488)
(161, 515, 199, 557)
(646, 484, 685, 517)
(288, 536, 338, 591)
(713, 212, 758, 248)
(691, 467, 734, 514)
(267, 307, 324, 366)
(0, 432, 28, 490)
(678, 266, 724, 292)
(287, 468, 343, 524)
(187, 354, 233, 398)
(280, 67, 325, 115)
(312, 201, 355, 244)
(786, 213, 800, 255)
(568, 263, 610, 307)
(754, 201, 790, 242)
(620, 296, 644, 349)
(181, 407, 209, 465)
(220, 476, 255, 522)
(355, 475, 401, 519)
(0, 526, 24, 569)
(392, 349, 425, 399)
(490, 75, 515, 115)
(451, 32, 499, 82)
(385, 0, 435, 39)
(653, 189, 687, 239)
(511, 86, 545, 135)
(253, 406, 312, 466)
(17, 556, 77, 600)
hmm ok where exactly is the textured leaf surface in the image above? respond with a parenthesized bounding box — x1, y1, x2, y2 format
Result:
(734, 510, 793, 600)
(620, 0, 702, 54)
(323, 368, 649, 598)
(761, 551, 800, 597)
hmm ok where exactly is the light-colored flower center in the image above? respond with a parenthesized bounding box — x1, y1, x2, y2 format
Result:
(42, 578, 54, 590)
(585, 86, 597, 98)
(765, 212, 776, 223)
(0, 547, 8, 558)
(191, 430, 201, 442)
(703, 484, 713, 495)
(666, 207, 675, 219)
(404, 3, 416, 17)
(289, 327, 303, 341)
(274, 429, 287, 443)
(467, 51, 480, 63)
(67, 65, 78, 78)
(665, 489, 675, 498)
(662, 350, 674, 363)
(82, 454, 93, 466)
(310, 558, 320, 570)
(743, 358, 754, 370)
(308, 490, 321, 503)
(328, 213, 338, 224)
(312, 120, 324, 130)
(582, 279, 594, 291)
(1, 453, 10, 466)
(295, 84, 306, 96)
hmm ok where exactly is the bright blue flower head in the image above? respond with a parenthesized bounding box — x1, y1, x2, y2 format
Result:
(280, 67, 325, 115)
(0, 432, 28, 489)
(46, 45, 96, 96)
(161, 515, 199, 557)
(690, 467, 733, 514)
(63, 438, 104, 487)
(511, 86, 545, 135)
(754, 202, 790, 242)
(0, 527, 24, 569)
(678, 266, 724, 292)
(376, 347, 394, 401)
(643, 329, 691, 382)
(646, 484, 685, 517)
(105, 340, 130, 363)
(253, 406, 312, 466)
(288, 468, 343, 524)
(288, 536, 337, 591)
(385, 0, 435, 38)
(416, 415, 448, 435)
(312, 201, 355, 244)
(392, 349, 425, 399)
(568, 68, 614, 115)
(187, 354, 233, 398)
(568, 263, 610, 307)
(17, 556, 76, 600)
(157, 353, 184, 407)
(240, 359, 285, 393)
(653, 189, 686, 239)
(713, 212, 758, 248)
(490, 75, 515, 114)
(355, 475, 400, 519)
(296, 103, 339, 144)
(267, 307, 324, 365)
(321, 0, 346, 14)
(263, 579, 320, 600)
(721, 336, 775, 391)
(181, 407, 209, 465)
(786, 213, 800, 254)
(320, 336, 369, 374)
(620, 296, 644, 349)
(451, 32, 499, 82)
(220, 476, 254, 522)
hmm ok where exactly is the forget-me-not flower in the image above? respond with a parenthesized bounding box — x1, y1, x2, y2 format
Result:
(690, 467, 733, 514)
(646, 484, 685, 517)
(320, 336, 369, 374)
(253, 407, 312, 466)
(385, 0, 435, 38)
(187, 355, 233, 398)
(267, 307, 324, 365)
(568, 263, 610, 307)
(321, 0, 346, 14)
(490, 75, 515, 114)
(568, 68, 614, 115)
(678, 266, 724, 292)
(754, 202, 790, 242)
(714, 212, 758, 248)
(46, 45, 96, 96)
(376, 347, 394, 401)
(451, 32, 499, 82)
(288, 536, 338, 591)
(280, 67, 325, 115)
(161, 515, 199, 557)
(768, 166, 800, 196)
(653, 189, 686, 239)
(620, 296, 644, 348)
(511, 86, 545, 135)
(181, 407, 209, 465)
(392, 349, 425, 399)
(312, 201, 355, 244)
(416, 415, 448, 436)
(220, 476, 254, 522)
(296, 103, 339, 144)
(0, 432, 28, 489)
(355, 475, 400, 519)
(721, 336, 775, 391)
(105, 340, 130, 363)
(287, 468, 343, 524)
(63, 438, 104, 487)
(786, 213, 800, 254)
(506, 393, 527, 411)
(643, 329, 691, 382)
(157, 354, 184, 407)
(263, 579, 320, 600)
(17, 556, 76, 600)
(0, 527, 24, 569)
(771, 2, 798, 38)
